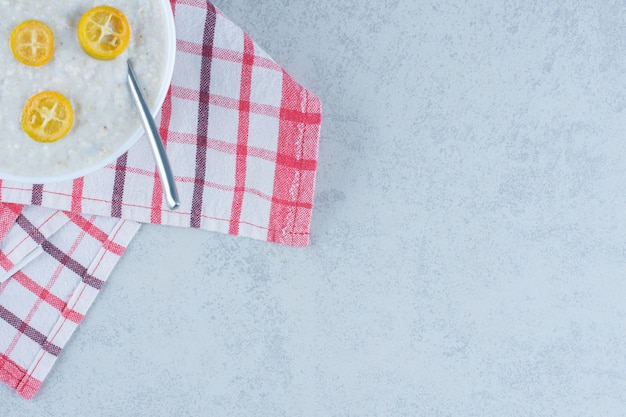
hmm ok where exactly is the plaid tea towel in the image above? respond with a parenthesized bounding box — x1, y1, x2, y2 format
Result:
(0, 204, 140, 399)
(0, 0, 322, 399)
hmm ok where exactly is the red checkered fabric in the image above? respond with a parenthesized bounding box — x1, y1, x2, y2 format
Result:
(0, 204, 23, 242)
(0, 207, 139, 399)
(0, 0, 322, 247)
(0, 0, 321, 399)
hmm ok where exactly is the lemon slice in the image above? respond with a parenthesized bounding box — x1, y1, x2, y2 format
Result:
(22, 92, 74, 143)
(10, 20, 54, 66)
(78, 6, 130, 60)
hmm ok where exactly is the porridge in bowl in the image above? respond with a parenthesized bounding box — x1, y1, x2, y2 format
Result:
(0, 0, 174, 182)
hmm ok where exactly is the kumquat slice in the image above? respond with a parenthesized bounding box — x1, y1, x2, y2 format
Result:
(77, 6, 130, 60)
(22, 91, 74, 143)
(10, 20, 54, 66)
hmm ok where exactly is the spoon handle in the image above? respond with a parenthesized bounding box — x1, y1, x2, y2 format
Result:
(127, 59, 180, 210)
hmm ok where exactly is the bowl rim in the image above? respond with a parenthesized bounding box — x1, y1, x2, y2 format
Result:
(0, 0, 177, 184)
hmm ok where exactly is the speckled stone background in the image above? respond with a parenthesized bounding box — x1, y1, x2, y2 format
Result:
(4, 0, 626, 415)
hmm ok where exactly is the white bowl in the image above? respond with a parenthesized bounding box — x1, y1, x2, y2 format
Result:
(0, 0, 176, 184)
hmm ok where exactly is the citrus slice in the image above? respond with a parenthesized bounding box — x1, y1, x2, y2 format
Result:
(22, 92, 74, 143)
(10, 20, 54, 66)
(77, 6, 130, 60)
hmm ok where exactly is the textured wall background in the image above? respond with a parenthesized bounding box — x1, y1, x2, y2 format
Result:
(4, 0, 626, 415)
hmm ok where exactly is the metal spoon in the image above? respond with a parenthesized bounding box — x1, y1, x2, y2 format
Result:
(127, 59, 180, 210)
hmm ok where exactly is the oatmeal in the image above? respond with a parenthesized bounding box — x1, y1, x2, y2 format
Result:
(0, 0, 171, 180)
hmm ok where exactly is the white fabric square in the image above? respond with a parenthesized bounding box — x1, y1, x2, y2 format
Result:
(169, 96, 200, 134)
(174, 4, 209, 44)
(250, 65, 284, 107)
(81, 166, 116, 200)
(165, 140, 197, 179)
(248, 112, 280, 152)
(40, 183, 73, 209)
(245, 156, 276, 198)
(213, 13, 244, 52)
(206, 148, 237, 188)
(115, 172, 156, 210)
(172, 52, 202, 91)
(208, 104, 240, 145)
(0, 319, 14, 353)
(80, 197, 114, 217)
(210, 59, 242, 100)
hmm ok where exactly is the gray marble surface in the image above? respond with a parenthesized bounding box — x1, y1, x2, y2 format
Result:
(4, 0, 626, 415)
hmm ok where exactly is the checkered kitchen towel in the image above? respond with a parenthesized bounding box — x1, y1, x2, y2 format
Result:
(0, 0, 321, 399)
